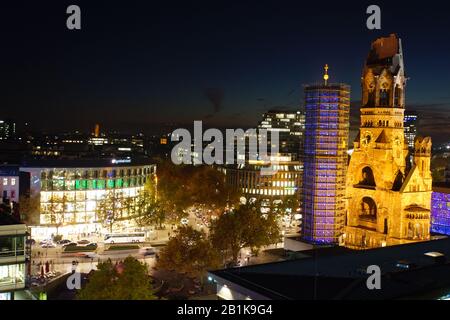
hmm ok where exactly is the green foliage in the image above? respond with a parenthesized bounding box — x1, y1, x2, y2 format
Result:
(77, 257, 154, 300)
(19, 195, 40, 225)
(155, 160, 239, 221)
(63, 245, 97, 252)
(52, 234, 63, 242)
(106, 245, 140, 251)
(95, 191, 122, 232)
(210, 203, 281, 263)
(156, 226, 221, 277)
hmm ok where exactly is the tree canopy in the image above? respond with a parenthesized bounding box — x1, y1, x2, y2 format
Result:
(155, 159, 239, 221)
(77, 257, 154, 300)
(209, 203, 281, 263)
(156, 226, 221, 277)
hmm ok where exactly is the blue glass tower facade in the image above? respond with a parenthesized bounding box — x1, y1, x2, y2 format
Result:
(431, 188, 450, 235)
(301, 84, 350, 244)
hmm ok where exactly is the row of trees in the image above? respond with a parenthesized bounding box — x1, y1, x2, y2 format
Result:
(156, 202, 282, 277)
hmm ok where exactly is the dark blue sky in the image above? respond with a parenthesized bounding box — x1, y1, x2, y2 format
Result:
(1, 1, 450, 141)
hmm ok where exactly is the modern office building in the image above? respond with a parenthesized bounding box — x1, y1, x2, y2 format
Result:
(224, 158, 302, 198)
(18, 158, 156, 239)
(345, 34, 432, 248)
(300, 65, 350, 244)
(0, 120, 16, 140)
(223, 108, 305, 202)
(431, 183, 450, 236)
(257, 110, 305, 161)
(404, 112, 418, 149)
(0, 215, 27, 300)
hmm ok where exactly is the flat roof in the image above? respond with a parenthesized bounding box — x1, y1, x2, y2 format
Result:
(210, 238, 450, 299)
(19, 157, 154, 168)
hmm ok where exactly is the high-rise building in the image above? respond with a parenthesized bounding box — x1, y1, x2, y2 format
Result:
(301, 65, 350, 244)
(224, 109, 305, 201)
(404, 112, 418, 149)
(345, 34, 432, 249)
(0, 120, 16, 140)
(257, 109, 305, 161)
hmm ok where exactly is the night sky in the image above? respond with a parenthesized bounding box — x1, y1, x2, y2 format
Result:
(1, 1, 450, 141)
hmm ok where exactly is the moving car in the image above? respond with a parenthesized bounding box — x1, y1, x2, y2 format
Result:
(57, 239, 72, 245)
(139, 247, 156, 256)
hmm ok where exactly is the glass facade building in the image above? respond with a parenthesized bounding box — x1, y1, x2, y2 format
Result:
(301, 84, 350, 244)
(225, 160, 302, 198)
(0, 222, 27, 300)
(431, 187, 450, 235)
(19, 159, 156, 238)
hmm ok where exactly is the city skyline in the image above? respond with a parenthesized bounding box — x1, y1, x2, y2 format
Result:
(1, 1, 450, 142)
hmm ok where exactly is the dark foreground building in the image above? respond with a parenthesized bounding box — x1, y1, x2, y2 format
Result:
(208, 238, 450, 300)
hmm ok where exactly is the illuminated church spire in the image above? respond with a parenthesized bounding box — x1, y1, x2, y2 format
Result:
(323, 64, 329, 85)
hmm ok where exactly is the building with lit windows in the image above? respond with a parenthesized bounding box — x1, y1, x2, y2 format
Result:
(257, 110, 305, 161)
(224, 109, 304, 201)
(404, 112, 418, 149)
(431, 183, 450, 236)
(345, 34, 432, 249)
(0, 215, 27, 300)
(18, 158, 156, 239)
(0, 120, 16, 140)
(225, 158, 302, 198)
(301, 66, 350, 244)
(0, 166, 19, 204)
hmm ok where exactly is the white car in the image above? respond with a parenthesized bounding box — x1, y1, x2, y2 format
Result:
(180, 218, 189, 225)
(139, 247, 156, 256)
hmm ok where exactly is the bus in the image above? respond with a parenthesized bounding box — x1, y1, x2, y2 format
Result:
(104, 232, 146, 244)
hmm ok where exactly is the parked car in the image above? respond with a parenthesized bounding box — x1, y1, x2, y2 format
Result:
(40, 242, 56, 248)
(39, 239, 52, 246)
(57, 239, 72, 245)
(77, 239, 90, 245)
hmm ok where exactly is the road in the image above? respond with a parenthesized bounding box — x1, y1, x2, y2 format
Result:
(30, 244, 160, 275)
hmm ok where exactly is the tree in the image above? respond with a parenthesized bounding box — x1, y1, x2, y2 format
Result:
(18, 194, 40, 225)
(135, 198, 167, 229)
(96, 191, 121, 233)
(77, 257, 154, 300)
(134, 178, 167, 229)
(156, 226, 221, 277)
(210, 203, 281, 263)
(46, 193, 67, 235)
(155, 159, 240, 222)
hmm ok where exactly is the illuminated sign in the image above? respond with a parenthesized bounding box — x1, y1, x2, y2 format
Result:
(111, 159, 131, 164)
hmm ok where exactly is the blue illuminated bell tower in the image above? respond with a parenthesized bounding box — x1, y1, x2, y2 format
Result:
(301, 65, 350, 244)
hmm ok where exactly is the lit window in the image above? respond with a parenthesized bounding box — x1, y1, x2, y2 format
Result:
(2, 178, 7, 186)
(11, 178, 16, 186)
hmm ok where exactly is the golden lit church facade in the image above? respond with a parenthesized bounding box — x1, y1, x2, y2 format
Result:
(344, 34, 432, 249)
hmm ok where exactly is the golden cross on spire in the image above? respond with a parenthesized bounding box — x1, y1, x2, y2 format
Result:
(323, 64, 329, 85)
